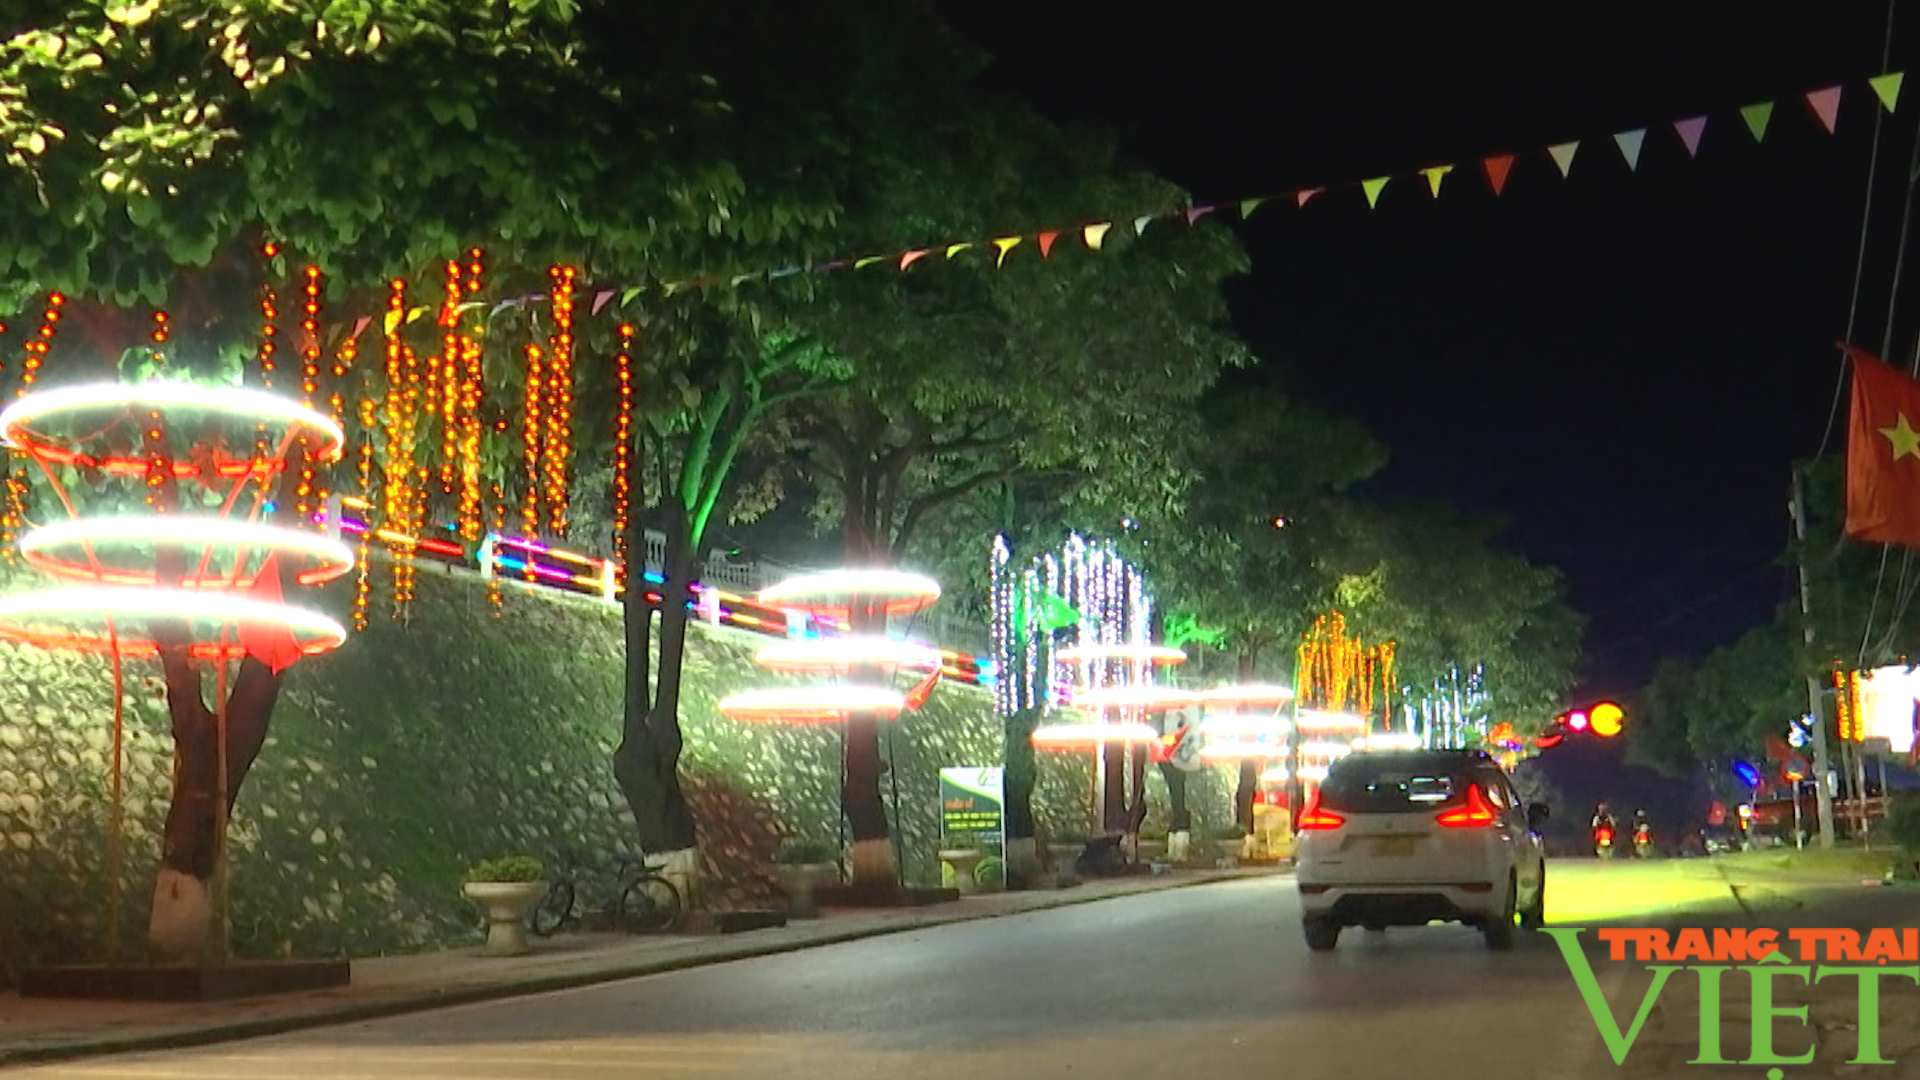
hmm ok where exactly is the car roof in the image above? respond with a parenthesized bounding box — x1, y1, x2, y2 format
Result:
(1327, 748, 1494, 774)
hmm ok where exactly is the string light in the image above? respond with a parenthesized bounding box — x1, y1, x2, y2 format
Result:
(149, 310, 168, 366)
(612, 322, 635, 570)
(521, 341, 544, 561)
(381, 279, 417, 612)
(4, 295, 62, 545)
(258, 244, 279, 389)
(544, 266, 575, 537)
(293, 266, 322, 523)
(487, 486, 505, 615)
(455, 249, 486, 547)
(352, 398, 376, 632)
(438, 260, 462, 493)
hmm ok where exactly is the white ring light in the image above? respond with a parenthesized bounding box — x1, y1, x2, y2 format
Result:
(1197, 684, 1295, 705)
(1354, 732, 1425, 752)
(0, 587, 347, 658)
(1199, 741, 1286, 760)
(0, 382, 347, 463)
(1054, 643, 1187, 666)
(1031, 721, 1161, 747)
(1296, 709, 1370, 732)
(1070, 685, 1198, 710)
(718, 685, 907, 722)
(756, 569, 942, 616)
(753, 637, 943, 675)
(1201, 713, 1292, 737)
(19, 518, 356, 587)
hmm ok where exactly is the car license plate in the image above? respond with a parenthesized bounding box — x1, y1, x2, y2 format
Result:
(1372, 837, 1416, 857)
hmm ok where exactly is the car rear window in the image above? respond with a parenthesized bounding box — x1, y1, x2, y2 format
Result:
(1319, 764, 1467, 813)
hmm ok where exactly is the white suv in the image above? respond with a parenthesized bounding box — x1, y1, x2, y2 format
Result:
(1294, 748, 1547, 951)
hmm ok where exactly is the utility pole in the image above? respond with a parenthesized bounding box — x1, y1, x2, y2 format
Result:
(1789, 465, 1839, 849)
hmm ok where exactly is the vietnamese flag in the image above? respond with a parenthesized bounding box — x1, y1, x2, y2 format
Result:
(238, 552, 304, 675)
(1845, 346, 1920, 549)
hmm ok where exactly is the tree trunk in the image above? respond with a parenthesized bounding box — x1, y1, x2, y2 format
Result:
(612, 499, 699, 860)
(1233, 647, 1260, 836)
(1101, 740, 1127, 834)
(1003, 704, 1041, 888)
(146, 435, 296, 963)
(1159, 760, 1191, 831)
(841, 598, 896, 895)
(1126, 740, 1149, 835)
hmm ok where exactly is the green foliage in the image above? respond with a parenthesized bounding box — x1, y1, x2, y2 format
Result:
(1884, 795, 1920, 856)
(973, 855, 1004, 885)
(1630, 623, 1808, 775)
(776, 839, 839, 866)
(465, 855, 544, 884)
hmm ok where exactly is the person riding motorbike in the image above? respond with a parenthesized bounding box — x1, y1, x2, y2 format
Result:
(1591, 803, 1617, 858)
(1633, 809, 1653, 857)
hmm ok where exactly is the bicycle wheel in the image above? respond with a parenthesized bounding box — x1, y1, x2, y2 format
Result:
(530, 879, 575, 937)
(618, 874, 682, 933)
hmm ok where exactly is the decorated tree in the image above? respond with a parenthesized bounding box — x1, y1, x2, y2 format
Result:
(0, 0, 847, 955)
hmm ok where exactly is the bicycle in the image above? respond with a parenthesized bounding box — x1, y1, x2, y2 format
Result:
(530, 850, 683, 936)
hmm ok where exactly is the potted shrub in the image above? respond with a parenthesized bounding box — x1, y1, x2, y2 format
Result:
(776, 839, 839, 918)
(1215, 825, 1249, 861)
(973, 855, 1006, 893)
(938, 845, 986, 895)
(463, 855, 547, 956)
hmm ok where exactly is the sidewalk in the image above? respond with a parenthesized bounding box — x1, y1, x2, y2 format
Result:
(0, 867, 1270, 1067)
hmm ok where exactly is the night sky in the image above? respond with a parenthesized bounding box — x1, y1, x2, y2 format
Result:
(940, 0, 1920, 699)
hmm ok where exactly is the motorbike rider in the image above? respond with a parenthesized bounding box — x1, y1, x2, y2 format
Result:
(1591, 803, 1616, 835)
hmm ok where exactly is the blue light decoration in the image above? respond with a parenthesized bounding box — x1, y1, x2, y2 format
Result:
(1732, 760, 1762, 789)
(1403, 664, 1490, 749)
(988, 533, 1154, 720)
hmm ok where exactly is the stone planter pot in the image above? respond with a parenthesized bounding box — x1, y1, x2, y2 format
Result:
(939, 849, 985, 895)
(1216, 838, 1245, 862)
(463, 881, 547, 956)
(777, 863, 834, 919)
(1167, 830, 1192, 862)
(1138, 838, 1167, 862)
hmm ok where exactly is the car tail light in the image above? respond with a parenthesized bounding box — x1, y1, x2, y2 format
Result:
(1435, 784, 1497, 828)
(1296, 790, 1345, 831)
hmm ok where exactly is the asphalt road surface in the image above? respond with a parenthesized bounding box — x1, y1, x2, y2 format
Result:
(12, 871, 1680, 1080)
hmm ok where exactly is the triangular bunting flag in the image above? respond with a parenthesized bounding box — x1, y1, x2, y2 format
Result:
(853, 255, 885, 270)
(661, 282, 685, 297)
(405, 306, 429, 324)
(383, 309, 403, 336)
(1240, 197, 1267, 218)
(620, 287, 643, 306)
(769, 265, 802, 278)
(1185, 205, 1215, 226)
(1740, 102, 1774, 142)
(1547, 141, 1579, 177)
(1037, 231, 1060, 257)
(1674, 116, 1707, 157)
(992, 236, 1022, 266)
(1483, 155, 1514, 195)
(350, 316, 371, 339)
(899, 249, 929, 270)
(1806, 86, 1842, 133)
(1132, 215, 1154, 236)
(944, 242, 973, 259)
(729, 273, 756, 287)
(1419, 165, 1453, 197)
(1295, 187, 1324, 207)
(904, 668, 941, 711)
(1870, 72, 1904, 112)
(1083, 222, 1112, 250)
(1361, 176, 1390, 208)
(590, 290, 615, 316)
(1614, 129, 1646, 170)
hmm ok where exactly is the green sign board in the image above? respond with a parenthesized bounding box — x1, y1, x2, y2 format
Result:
(939, 766, 1005, 859)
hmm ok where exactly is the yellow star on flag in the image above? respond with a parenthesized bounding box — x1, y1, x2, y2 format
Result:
(1881, 413, 1920, 461)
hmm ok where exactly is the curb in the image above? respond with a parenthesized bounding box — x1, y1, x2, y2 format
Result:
(0, 870, 1256, 1068)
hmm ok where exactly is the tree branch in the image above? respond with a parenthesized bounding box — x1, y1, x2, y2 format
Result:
(891, 463, 1036, 560)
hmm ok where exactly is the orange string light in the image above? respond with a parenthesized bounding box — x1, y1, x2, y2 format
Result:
(544, 266, 576, 537)
(294, 267, 322, 524)
(612, 322, 635, 571)
(455, 249, 486, 547)
(381, 279, 417, 613)
(521, 340, 544, 555)
(487, 486, 506, 616)
(3, 292, 63, 555)
(437, 260, 462, 493)
(258, 243, 279, 390)
(353, 398, 376, 632)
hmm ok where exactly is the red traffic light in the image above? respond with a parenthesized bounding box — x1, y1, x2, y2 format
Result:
(1566, 710, 1589, 732)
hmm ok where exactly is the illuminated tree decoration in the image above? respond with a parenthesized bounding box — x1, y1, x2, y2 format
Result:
(544, 266, 576, 537)
(2, 292, 63, 553)
(454, 249, 486, 548)
(19, 518, 355, 588)
(520, 340, 544, 562)
(717, 685, 907, 723)
(1296, 612, 1396, 730)
(1030, 721, 1161, 748)
(0, 588, 347, 660)
(612, 322, 635, 571)
(757, 569, 942, 616)
(754, 637, 944, 675)
(1071, 684, 1197, 710)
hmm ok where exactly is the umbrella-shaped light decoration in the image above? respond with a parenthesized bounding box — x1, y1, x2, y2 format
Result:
(756, 568, 941, 618)
(754, 636, 943, 676)
(1196, 684, 1294, 760)
(0, 379, 353, 967)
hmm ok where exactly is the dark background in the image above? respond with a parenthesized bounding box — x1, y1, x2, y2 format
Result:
(938, 0, 1920, 700)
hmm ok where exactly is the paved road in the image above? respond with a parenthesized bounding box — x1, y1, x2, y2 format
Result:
(12, 871, 1667, 1080)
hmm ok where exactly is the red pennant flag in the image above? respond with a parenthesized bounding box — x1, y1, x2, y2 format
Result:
(350, 316, 372, 339)
(899, 249, 929, 270)
(1845, 345, 1920, 549)
(1483, 155, 1514, 195)
(1295, 187, 1324, 208)
(1184, 205, 1215, 226)
(1037, 231, 1060, 257)
(1806, 86, 1842, 133)
(1673, 116, 1707, 157)
(590, 290, 615, 316)
(905, 669, 941, 711)
(239, 552, 303, 675)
